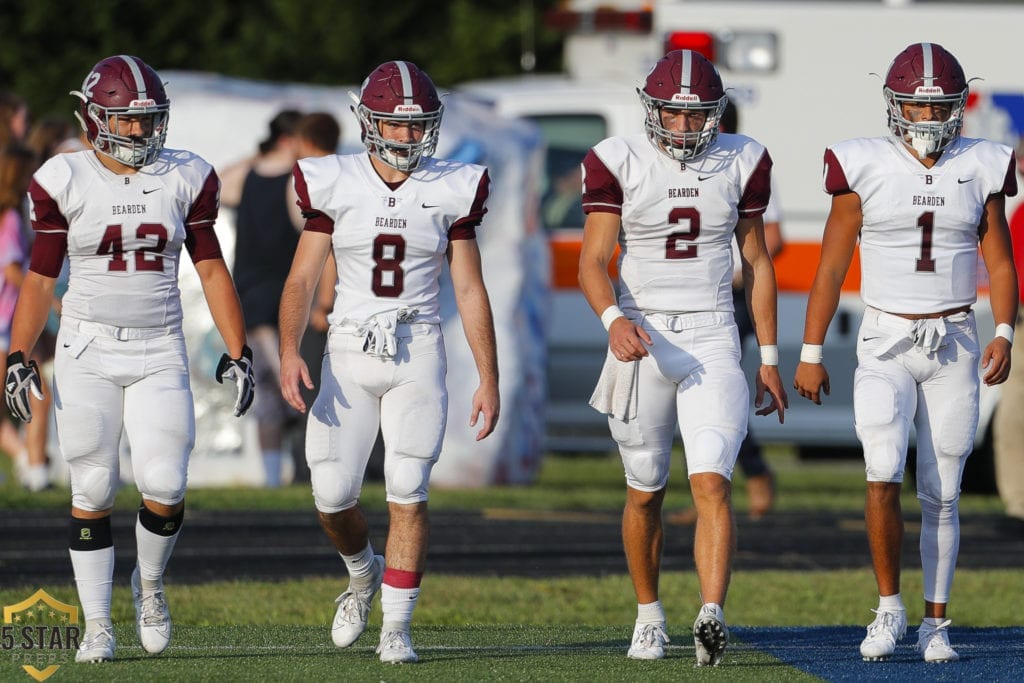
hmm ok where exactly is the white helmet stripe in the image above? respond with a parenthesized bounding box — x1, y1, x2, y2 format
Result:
(117, 54, 147, 99)
(679, 50, 693, 94)
(395, 61, 413, 105)
(920, 42, 935, 88)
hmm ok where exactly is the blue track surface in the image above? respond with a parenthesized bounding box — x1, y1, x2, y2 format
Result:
(733, 626, 1024, 681)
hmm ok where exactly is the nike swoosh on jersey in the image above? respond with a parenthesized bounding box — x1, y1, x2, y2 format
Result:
(957, 178, 974, 184)
(698, 175, 714, 181)
(421, 203, 439, 209)
(142, 187, 161, 194)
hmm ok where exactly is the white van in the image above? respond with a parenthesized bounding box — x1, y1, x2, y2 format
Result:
(461, 0, 1024, 490)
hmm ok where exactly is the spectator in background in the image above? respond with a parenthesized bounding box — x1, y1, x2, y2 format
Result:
(220, 109, 303, 487)
(670, 100, 783, 524)
(994, 139, 1024, 531)
(0, 91, 29, 148)
(0, 143, 40, 487)
(27, 116, 90, 160)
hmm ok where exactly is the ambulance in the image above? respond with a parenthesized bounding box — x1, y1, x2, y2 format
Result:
(460, 0, 1024, 488)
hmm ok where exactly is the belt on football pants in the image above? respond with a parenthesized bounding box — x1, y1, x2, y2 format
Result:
(61, 317, 176, 341)
(639, 311, 732, 332)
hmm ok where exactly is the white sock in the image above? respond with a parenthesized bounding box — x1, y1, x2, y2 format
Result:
(878, 593, 905, 611)
(263, 450, 283, 488)
(70, 547, 115, 622)
(381, 584, 419, 632)
(637, 601, 665, 624)
(340, 543, 376, 586)
(136, 518, 181, 589)
(923, 617, 945, 627)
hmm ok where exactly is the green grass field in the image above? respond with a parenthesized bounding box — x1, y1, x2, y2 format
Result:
(1, 449, 1017, 681)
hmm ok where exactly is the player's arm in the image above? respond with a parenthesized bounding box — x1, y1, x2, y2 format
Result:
(578, 211, 652, 360)
(8, 270, 56, 363)
(448, 237, 500, 440)
(978, 192, 1018, 386)
(793, 190, 862, 404)
(194, 257, 247, 358)
(736, 215, 787, 422)
(278, 229, 331, 413)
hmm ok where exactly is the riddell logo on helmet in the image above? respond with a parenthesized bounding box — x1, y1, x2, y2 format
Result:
(393, 105, 424, 114)
(913, 86, 946, 96)
(670, 94, 701, 103)
(129, 99, 157, 107)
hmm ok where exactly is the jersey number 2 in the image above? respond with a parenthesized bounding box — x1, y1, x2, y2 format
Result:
(97, 224, 168, 272)
(665, 207, 700, 259)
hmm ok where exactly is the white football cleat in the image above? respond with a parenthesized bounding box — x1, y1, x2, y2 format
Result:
(331, 554, 385, 648)
(860, 608, 907, 661)
(916, 619, 959, 663)
(75, 624, 115, 663)
(627, 621, 669, 659)
(693, 603, 729, 666)
(377, 629, 418, 664)
(132, 566, 172, 654)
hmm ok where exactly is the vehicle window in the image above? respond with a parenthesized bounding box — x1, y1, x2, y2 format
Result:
(529, 115, 607, 232)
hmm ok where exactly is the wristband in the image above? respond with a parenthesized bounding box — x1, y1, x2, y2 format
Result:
(800, 343, 823, 364)
(601, 305, 624, 331)
(995, 322, 1014, 345)
(759, 344, 779, 366)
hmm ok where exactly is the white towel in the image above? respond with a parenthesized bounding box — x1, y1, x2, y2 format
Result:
(872, 312, 967, 358)
(588, 349, 640, 421)
(356, 307, 420, 359)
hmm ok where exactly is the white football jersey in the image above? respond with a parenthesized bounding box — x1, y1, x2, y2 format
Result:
(583, 133, 772, 313)
(28, 149, 220, 328)
(824, 136, 1017, 313)
(294, 153, 489, 324)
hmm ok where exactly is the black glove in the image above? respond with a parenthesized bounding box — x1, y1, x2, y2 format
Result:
(216, 345, 255, 417)
(5, 351, 43, 423)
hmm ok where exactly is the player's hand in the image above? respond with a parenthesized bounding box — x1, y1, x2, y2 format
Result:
(608, 317, 652, 362)
(5, 351, 43, 423)
(279, 349, 314, 414)
(216, 345, 255, 417)
(981, 337, 1012, 386)
(793, 362, 830, 405)
(469, 381, 500, 441)
(754, 364, 788, 423)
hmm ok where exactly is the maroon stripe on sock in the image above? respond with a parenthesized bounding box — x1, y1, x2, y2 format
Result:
(383, 568, 422, 589)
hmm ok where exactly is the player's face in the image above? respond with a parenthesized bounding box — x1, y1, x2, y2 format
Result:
(660, 107, 707, 146)
(108, 113, 155, 139)
(900, 101, 952, 123)
(379, 120, 425, 143)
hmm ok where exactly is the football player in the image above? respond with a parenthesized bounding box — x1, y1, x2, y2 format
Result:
(578, 49, 787, 666)
(278, 60, 499, 664)
(794, 42, 1018, 663)
(4, 55, 254, 663)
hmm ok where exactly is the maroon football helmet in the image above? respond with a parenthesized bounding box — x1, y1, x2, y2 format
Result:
(638, 49, 727, 161)
(71, 55, 169, 168)
(353, 61, 443, 171)
(883, 42, 968, 157)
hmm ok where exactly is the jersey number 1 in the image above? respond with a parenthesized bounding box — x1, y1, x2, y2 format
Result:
(915, 211, 936, 273)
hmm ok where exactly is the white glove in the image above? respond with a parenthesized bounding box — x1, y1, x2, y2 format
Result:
(5, 351, 44, 423)
(216, 345, 255, 417)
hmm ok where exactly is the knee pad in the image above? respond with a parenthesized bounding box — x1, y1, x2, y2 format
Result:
(385, 451, 436, 504)
(70, 464, 118, 511)
(855, 374, 909, 482)
(136, 459, 187, 506)
(620, 447, 669, 491)
(310, 464, 364, 514)
(683, 426, 739, 479)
